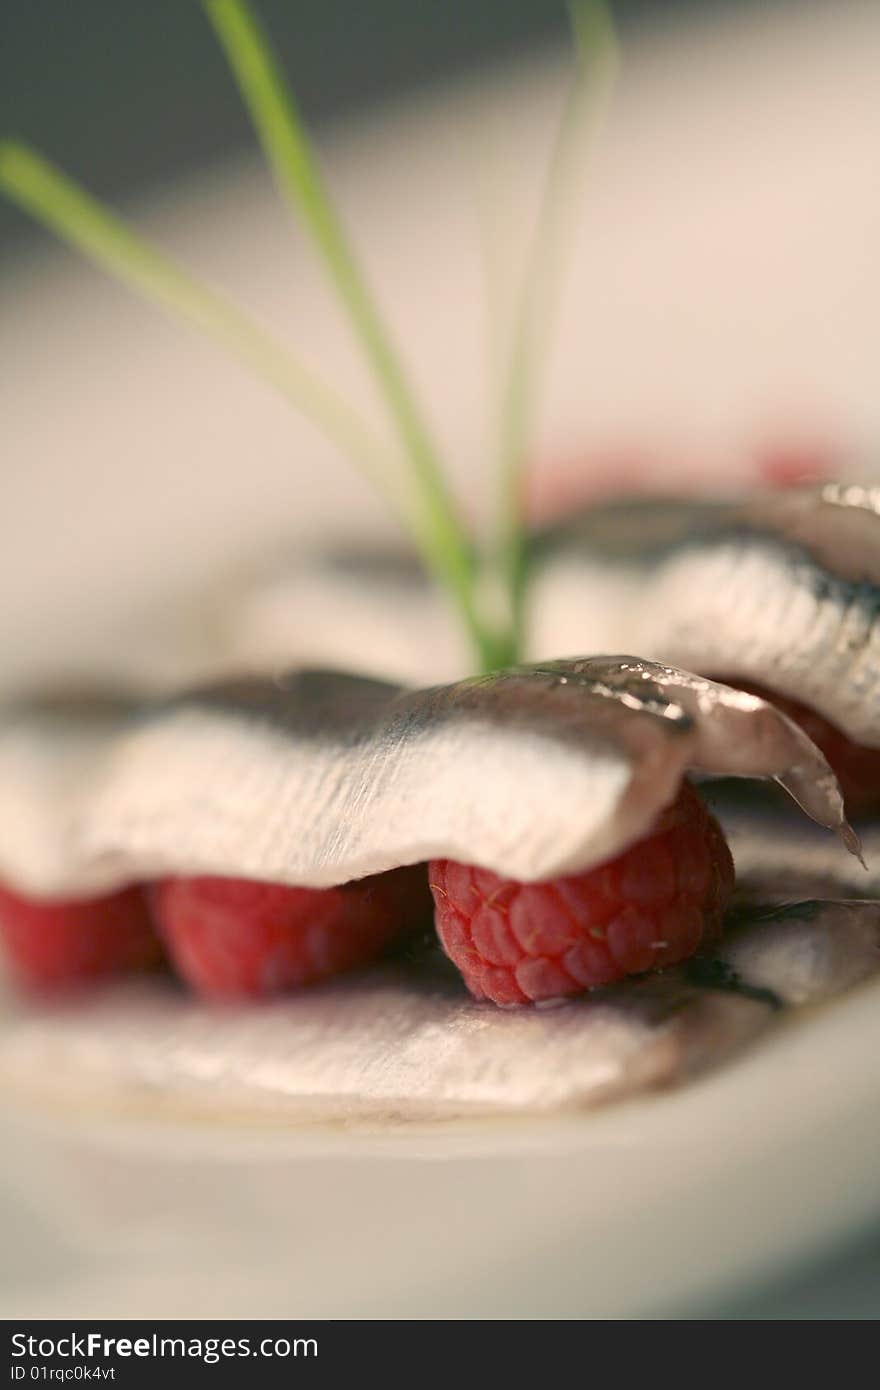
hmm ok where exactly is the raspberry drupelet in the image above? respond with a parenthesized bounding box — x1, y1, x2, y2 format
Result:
(430, 779, 734, 1006)
(152, 864, 431, 1000)
(0, 882, 162, 991)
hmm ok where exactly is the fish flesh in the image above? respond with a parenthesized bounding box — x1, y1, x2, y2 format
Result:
(0, 657, 853, 898)
(1, 899, 876, 1122)
(223, 486, 880, 749)
(0, 527, 873, 1122)
(706, 780, 879, 901)
(529, 484, 880, 746)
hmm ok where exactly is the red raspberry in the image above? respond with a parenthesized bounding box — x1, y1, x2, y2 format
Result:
(726, 680, 880, 817)
(430, 780, 734, 1006)
(152, 865, 430, 1000)
(755, 442, 834, 490)
(0, 882, 162, 992)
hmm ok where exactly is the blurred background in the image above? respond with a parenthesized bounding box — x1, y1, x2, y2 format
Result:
(2, 0, 880, 1319)
(0, 0, 769, 257)
(3, 0, 880, 689)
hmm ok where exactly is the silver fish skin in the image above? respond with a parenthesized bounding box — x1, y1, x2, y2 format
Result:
(0, 658, 853, 898)
(0, 899, 876, 1122)
(222, 485, 880, 749)
(530, 484, 880, 747)
(706, 780, 879, 902)
(718, 900, 880, 1006)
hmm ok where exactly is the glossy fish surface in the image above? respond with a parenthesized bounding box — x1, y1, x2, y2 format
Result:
(1, 899, 876, 1122)
(530, 484, 880, 746)
(0, 658, 852, 897)
(707, 780, 879, 902)
(227, 486, 880, 748)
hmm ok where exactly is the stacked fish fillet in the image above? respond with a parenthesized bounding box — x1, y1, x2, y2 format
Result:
(1, 483, 878, 1121)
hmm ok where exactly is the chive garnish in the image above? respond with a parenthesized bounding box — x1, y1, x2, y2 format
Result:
(0, 140, 398, 507)
(204, 0, 507, 671)
(494, 0, 619, 656)
(0, 2, 620, 676)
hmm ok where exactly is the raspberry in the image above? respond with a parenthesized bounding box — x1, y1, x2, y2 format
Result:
(152, 865, 431, 1000)
(429, 780, 734, 1005)
(755, 442, 833, 490)
(726, 680, 880, 817)
(0, 882, 162, 991)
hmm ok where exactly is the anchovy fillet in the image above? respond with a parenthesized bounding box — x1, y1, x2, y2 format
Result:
(226, 487, 880, 746)
(1, 899, 876, 1122)
(707, 781, 879, 901)
(530, 485, 880, 746)
(0, 658, 852, 897)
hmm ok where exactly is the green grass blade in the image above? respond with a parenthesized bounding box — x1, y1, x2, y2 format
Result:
(494, 0, 620, 653)
(203, 0, 498, 670)
(0, 140, 400, 499)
